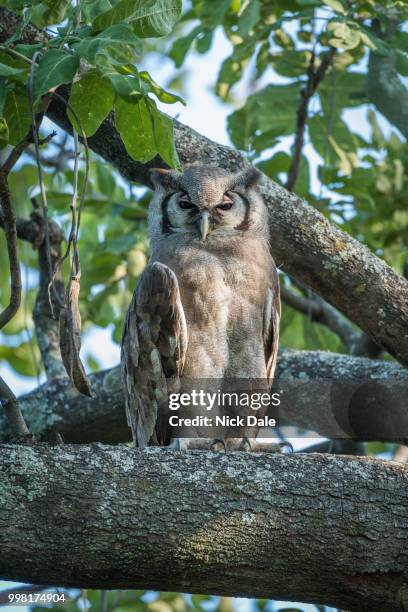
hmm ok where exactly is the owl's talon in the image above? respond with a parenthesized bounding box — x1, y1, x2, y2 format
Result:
(241, 436, 252, 451)
(211, 438, 227, 453)
(279, 441, 294, 453)
(168, 438, 187, 451)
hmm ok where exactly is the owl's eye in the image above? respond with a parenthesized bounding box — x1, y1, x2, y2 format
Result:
(216, 194, 233, 211)
(179, 194, 195, 210)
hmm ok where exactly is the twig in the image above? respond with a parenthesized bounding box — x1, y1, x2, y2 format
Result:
(0, 171, 22, 328)
(22, 241, 41, 384)
(1, 130, 55, 175)
(28, 51, 61, 314)
(280, 284, 321, 319)
(286, 48, 336, 192)
(31, 208, 66, 380)
(281, 281, 382, 358)
(0, 376, 30, 439)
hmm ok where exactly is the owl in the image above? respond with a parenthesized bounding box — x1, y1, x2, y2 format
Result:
(121, 164, 280, 449)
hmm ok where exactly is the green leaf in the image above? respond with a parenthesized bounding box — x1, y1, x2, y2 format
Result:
(227, 83, 299, 150)
(396, 50, 408, 77)
(269, 49, 311, 78)
(14, 43, 43, 59)
(107, 72, 147, 100)
(139, 70, 185, 104)
(95, 162, 116, 196)
(115, 95, 157, 162)
(0, 78, 6, 115)
(367, 108, 384, 148)
(92, 0, 182, 38)
(258, 152, 310, 196)
(237, 0, 260, 37)
(309, 114, 358, 174)
(42, 0, 71, 23)
(72, 23, 142, 65)
(82, 0, 114, 22)
(68, 70, 115, 136)
(169, 25, 201, 67)
(0, 61, 24, 76)
(0, 342, 40, 377)
(115, 95, 179, 166)
(318, 70, 366, 118)
(3, 87, 31, 145)
(150, 100, 179, 167)
(321, 0, 346, 14)
(195, 29, 213, 53)
(199, 0, 231, 27)
(327, 22, 360, 50)
(33, 49, 79, 102)
(0, 116, 9, 148)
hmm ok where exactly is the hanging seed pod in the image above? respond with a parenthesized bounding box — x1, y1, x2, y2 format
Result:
(59, 273, 92, 397)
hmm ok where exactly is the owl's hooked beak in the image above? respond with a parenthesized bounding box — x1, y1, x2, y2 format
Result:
(198, 210, 210, 240)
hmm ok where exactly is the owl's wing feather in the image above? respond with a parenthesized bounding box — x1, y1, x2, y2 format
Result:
(264, 264, 281, 382)
(121, 262, 187, 447)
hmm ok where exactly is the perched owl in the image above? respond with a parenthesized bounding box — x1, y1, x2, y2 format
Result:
(121, 164, 280, 449)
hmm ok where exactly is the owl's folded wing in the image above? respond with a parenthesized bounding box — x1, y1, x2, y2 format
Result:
(263, 264, 281, 383)
(121, 262, 188, 447)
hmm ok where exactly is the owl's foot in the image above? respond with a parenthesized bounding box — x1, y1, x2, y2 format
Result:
(210, 438, 227, 453)
(168, 438, 189, 451)
(240, 436, 252, 451)
(279, 440, 294, 453)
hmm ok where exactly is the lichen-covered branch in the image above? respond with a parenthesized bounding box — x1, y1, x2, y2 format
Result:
(366, 20, 408, 140)
(0, 445, 407, 611)
(0, 209, 43, 243)
(0, 376, 30, 438)
(0, 350, 405, 444)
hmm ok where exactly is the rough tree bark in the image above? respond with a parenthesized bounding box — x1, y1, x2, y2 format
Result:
(0, 350, 406, 444)
(0, 445, 407, 612)
(0, 7, 408, 366)
(366, 18, 408, 140)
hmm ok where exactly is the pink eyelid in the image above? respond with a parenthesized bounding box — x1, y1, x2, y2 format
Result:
(179, 193, 233, 203)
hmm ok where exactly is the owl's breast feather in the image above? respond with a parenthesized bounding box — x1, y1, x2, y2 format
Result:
(150, 236, 273, 378)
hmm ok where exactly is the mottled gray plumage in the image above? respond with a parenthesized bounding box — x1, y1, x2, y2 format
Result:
(121, 164, 280, 447)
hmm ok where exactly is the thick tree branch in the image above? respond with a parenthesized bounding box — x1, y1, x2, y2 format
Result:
(0, 209, 43, 243)
(1, 9, 408, 366)
(0, 350, 406, 444)
(0, 445, 407, 611)
(366, 20, 408, 140)
(0, 376, 30, 438)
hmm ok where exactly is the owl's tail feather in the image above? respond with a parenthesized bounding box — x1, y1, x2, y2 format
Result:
(121, 262, 188, 448)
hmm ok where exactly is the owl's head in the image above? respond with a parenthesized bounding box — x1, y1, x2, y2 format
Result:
(148, 164, 267, 242)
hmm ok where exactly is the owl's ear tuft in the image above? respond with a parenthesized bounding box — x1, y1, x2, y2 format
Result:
(235, 167, 262, 190)
(150, 168, 182, 191)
